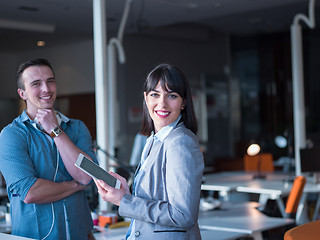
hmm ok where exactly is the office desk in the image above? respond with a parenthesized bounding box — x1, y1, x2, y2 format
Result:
(0, 233, 35, 239)
(202, 171, 320, 224)
(200, 228, 248, 240)
(93, 226, 249, 240)
(90, 203, 263, 240)
(93, 227, 127, 240)
(202, 172, 293, 215)
(202, 171, 290, 201)
(199, 202, 294, 240)
(235, 175, 292, 218)
(201, 172, 243, 201)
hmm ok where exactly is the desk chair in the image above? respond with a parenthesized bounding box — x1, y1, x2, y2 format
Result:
(244, 153, 274, 172)
(260, 176, 306, 221)
(285, 176, 306, 219)
(283, 220, 320, 240)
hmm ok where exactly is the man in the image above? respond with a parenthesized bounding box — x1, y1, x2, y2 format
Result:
(0, 58, 97, 240)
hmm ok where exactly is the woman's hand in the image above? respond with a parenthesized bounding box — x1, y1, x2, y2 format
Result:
(94, 171, 131, 206)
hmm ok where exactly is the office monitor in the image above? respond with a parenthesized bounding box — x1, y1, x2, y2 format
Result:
(300, 148, 320, 173)
(300, 148, 320, 183)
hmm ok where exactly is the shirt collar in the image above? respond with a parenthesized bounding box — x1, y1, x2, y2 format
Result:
(21, 109, 69, 125)
(154, 114, 182, 142)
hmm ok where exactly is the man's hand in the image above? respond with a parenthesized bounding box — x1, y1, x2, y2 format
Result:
(35, 109, 59, 134)
(35, 109, 93, 185)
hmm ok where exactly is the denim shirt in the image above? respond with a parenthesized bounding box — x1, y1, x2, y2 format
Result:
(0, 110, 97, 240)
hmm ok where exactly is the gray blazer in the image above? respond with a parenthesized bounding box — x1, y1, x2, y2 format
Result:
(119, 122, 204, 240)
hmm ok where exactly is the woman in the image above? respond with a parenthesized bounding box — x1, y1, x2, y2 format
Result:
(94, 63, 204, 239)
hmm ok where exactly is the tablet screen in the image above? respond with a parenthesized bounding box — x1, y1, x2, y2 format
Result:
(76, 154, 118, 188)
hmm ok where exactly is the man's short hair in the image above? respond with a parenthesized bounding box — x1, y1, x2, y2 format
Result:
(16, 58, 54, 90)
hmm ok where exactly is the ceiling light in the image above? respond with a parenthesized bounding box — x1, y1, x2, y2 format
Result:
(37, 41, 45, 47)
(0, 19, 55, 33)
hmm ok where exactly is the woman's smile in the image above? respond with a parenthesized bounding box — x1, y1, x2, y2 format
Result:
(144, 82, 184, 133)
(155, 110, 170, 118)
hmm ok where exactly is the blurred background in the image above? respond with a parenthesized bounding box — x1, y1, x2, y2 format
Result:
(0, 0, 319, 174)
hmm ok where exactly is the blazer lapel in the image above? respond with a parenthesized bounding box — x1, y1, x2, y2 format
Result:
(134, 136, 154, 178)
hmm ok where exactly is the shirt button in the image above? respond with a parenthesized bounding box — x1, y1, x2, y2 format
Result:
(135, 231, 140, 237)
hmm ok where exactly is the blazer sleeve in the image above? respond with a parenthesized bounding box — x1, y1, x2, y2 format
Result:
(119, 130, 204, 228)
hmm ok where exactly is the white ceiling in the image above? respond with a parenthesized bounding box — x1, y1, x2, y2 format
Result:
(0, 0, 318, 51)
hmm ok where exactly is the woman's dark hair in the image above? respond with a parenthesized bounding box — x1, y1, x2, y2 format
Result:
(16, 58, 54, 90)
(140, 63, 197, 136)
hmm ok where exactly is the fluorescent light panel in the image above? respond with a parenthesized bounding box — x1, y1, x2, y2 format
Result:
(0, 19, 55, 33)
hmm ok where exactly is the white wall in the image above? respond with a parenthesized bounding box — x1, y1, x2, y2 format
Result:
(0, 40, 95, 97)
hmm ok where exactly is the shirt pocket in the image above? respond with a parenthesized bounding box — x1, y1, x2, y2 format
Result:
(153, 229, 187, 239)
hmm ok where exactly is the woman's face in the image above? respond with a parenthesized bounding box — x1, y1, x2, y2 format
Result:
(144, 81, 185, 133)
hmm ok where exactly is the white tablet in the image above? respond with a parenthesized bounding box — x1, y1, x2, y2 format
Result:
(75, 153, 121, 189)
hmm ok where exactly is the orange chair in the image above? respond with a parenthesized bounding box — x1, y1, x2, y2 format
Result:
(260, 176, 306, 220)
(284, 220, 320, 240)
(285, 176, 306, 219)
(244, 153, 274, 172)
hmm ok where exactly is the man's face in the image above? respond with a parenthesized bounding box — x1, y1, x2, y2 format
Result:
(17, 65, 57, 119)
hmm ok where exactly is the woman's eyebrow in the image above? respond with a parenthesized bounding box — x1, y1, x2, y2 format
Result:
(167, 90, 176, 93)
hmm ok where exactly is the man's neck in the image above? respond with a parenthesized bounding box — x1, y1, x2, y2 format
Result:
(25, 110, 36, 121)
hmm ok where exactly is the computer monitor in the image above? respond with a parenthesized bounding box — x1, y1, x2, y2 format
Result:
(300, 148, 320, 173)
(300, 148, 320, 183)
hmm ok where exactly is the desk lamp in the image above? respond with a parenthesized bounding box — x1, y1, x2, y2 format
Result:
(247, 143, 266, 179)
